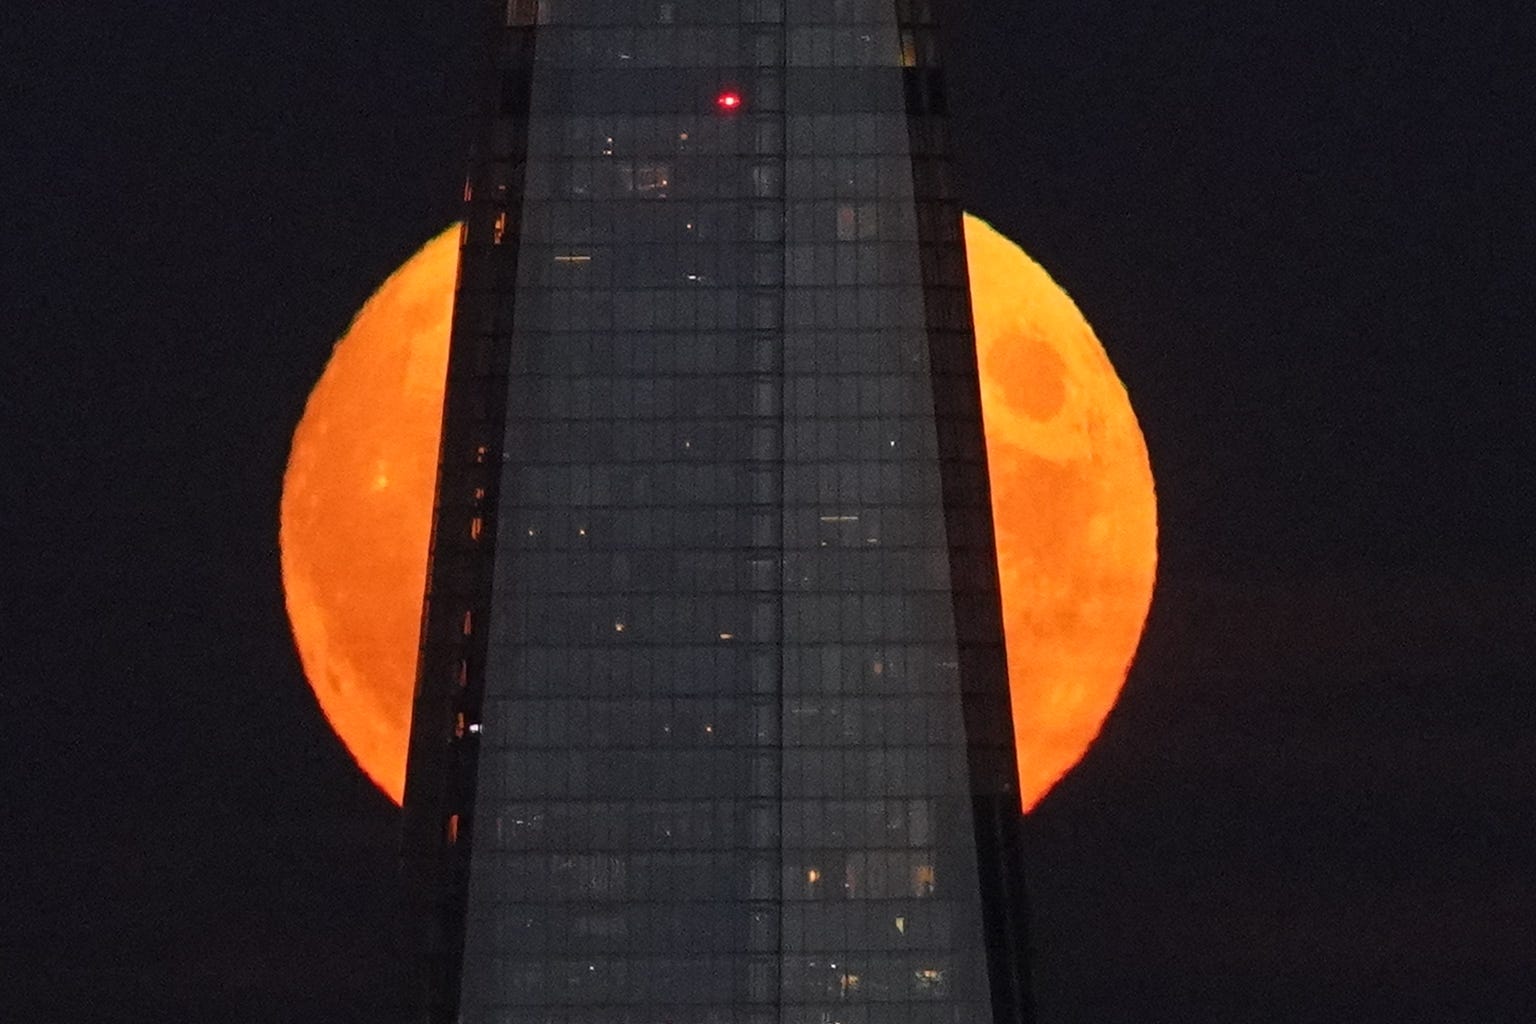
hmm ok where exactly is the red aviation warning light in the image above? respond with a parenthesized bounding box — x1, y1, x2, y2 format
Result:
(715, 90, 744, 112)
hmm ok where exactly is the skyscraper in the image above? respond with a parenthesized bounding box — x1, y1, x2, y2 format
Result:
(400, 2, 1034, 1022)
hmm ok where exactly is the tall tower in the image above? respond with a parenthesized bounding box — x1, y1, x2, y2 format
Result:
(401, 2, 1034, 1022)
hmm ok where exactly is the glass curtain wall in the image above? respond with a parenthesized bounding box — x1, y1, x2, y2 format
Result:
(402, 2, 1031, 1023)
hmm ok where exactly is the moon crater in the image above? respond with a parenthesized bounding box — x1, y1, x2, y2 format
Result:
(280, 215, 1157, 812)
(987, 331, 1069, 423)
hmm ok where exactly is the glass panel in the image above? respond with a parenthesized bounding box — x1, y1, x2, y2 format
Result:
(402, 4, 1031, 1023)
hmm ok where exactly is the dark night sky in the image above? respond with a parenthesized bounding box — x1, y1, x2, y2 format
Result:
(3, 2, 1533, 1021)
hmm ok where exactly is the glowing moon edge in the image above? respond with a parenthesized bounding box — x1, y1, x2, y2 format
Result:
(279, 214, 1157, 813)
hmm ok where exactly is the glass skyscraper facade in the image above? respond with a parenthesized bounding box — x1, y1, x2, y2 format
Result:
(401, 2, 1033, 1022)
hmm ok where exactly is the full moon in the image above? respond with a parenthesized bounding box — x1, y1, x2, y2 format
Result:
(280, 216, 1156, 812)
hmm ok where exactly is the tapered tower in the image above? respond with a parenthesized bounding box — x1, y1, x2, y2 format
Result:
(401, 2, 1034, 1021)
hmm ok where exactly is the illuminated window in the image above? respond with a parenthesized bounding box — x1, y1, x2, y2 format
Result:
(446, 814, 460, 844)
(842, 853, 937, 898)
(469, 516, 484, 541)
(635, 162, 671, 194)
(913, 968, 946, 992)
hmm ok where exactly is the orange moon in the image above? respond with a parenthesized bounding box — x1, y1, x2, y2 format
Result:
(280, 216, 1156, 812)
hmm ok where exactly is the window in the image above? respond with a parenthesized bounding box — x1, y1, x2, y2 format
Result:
(913, 967, 947, 993)
(504, 0, 537, 26)
(635, 162, 671, 195)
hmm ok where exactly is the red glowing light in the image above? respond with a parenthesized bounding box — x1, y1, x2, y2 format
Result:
(716, 90, 744, 111)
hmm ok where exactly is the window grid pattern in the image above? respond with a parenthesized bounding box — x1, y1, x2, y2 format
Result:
(402, 1, 1032, 1022)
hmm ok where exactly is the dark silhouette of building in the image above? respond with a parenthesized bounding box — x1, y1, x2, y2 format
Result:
(401, 2, 1034, 1021)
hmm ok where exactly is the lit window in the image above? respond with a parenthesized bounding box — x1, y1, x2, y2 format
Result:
(914, 968, 946, 992)
(446, 814, 460, 844)
(635, 162, 671, 194)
